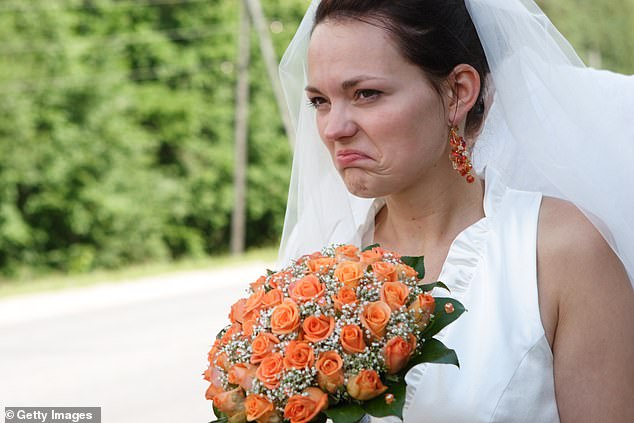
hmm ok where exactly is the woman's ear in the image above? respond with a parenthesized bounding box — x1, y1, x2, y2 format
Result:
(445, 64, 481, 126)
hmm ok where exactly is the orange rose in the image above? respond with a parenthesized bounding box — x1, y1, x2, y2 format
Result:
(395, 263, 418, 280)
(250, 275, 267, 292)
(290, 274, 325, 303)
(242, 311, 260, 338)
(307, 257, 336, 274)
(215, 351, 231, 371)
(245, 394, 277, 423)
(245, 289, 265, 316)
(380, 281, 410, 311)
(207, 339, 220, 362)
(213, 388, 246, 420)
(346, 369, 388, 400)
(360, 301, 391, 340)
(302, 315, 335, 343)
(315, 351, 344, 393)
(221, 323, 242, 345)
(203, 364, 225, 400)
(256, 353, 284, 389)
(284, 387, 328, 423)
(335, 244, 360, 262)
(283, 341, 315, 370)
(340, 324, 366, 354)
(228, 363, 258, 391)
(229, 298, 247, 324)
(332, 287, 357, 312)
(360, 247, 385, 266)
(261, 289, 283, 309)
(384, 335, 417, 374)
(333, 261, 364, 288)
(270, 300, 301, 335)
(408, 293, 436, 328)
(372, 261, 397, 282)
(250, 333, 280, 364)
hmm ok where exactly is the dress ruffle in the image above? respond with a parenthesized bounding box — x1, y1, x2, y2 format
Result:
(404, 167, 508, 409)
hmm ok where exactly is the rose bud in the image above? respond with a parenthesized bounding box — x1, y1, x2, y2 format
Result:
(395, 263, 418, 280)
(229, 298, 247, 324)
(203, 365, 225, 400)
(315, 351, 344, 393)
(284, 387, 328, 423)
(380, 281, 410, 311)
(270, 300, 301, 335)
(228, 363, 258, 392)
(332, 287, 357, 312)
(335, 244, 360, 262)
(250, 333, 280, 364)
(384, 335, 417, 374)
(213, 388, 247, 422)
(360, 301, 391, 340)
(261, 289, 283, 309)
(360, 246, 385, 266)
(333, 261, 364, 288)
(250, 275, 266, 292)
(307, 257, 337, 274)
(283, 341, 315, 370)
(302, 315, 335, 343)
(372, 261, 397, 282)
(290, 274, 326, 303)
(346, 369, 388, 401)
(340, 324, 366, 354)
(255, 353, 284, 389)
(245, 394, 278, 423)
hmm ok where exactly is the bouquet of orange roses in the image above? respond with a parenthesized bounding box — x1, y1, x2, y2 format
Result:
(203, 244, 464, 423)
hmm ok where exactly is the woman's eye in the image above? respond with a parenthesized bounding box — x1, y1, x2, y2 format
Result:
(308, 96, 328, 109)
(354, 89, 382, 102)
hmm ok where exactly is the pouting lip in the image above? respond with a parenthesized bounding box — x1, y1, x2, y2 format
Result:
(335, 149, 372, 166)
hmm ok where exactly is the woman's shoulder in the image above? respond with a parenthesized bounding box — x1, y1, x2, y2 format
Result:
(536, 196, 632, 343)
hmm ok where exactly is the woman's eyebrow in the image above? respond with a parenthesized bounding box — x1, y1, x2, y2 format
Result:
(305, 75, 386, 93)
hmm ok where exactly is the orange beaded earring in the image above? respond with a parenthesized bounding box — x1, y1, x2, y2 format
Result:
(448, 82, 475, 184)
(449, 126, 475, 183)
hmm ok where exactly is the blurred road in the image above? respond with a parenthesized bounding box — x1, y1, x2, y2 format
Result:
(0, 260, 274, 422)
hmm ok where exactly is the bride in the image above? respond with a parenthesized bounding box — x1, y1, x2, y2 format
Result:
(277, 0, 634, 422)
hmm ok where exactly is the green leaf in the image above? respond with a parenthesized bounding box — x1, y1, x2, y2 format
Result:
(422, 297, 466, 340)
(325, 403, 366, 423)
(363, 381, 407, 419)
(401, 255, 425, 279)
(409, 338, 459, 368)
(418, 281, 450, 292)
(212, 405, 228, 421)
(362, 243, 380, 252)
(311, 413, 328, 423)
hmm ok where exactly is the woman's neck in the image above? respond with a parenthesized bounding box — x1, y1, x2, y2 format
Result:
(374, 168, 485, 257)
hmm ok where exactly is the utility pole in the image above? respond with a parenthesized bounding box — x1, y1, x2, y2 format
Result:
(245, 0, 295, 145)
(231, 0, 251, 255)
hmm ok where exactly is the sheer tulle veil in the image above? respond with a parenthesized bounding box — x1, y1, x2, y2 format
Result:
(277, 0, 634, 288)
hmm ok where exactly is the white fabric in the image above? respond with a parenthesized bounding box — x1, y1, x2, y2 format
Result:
(401, 168, 558, 422)
(277, 0, 634, 289)
(364, 169, 558, 423)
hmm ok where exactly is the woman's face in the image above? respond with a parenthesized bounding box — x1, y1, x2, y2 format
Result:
(307, 19, 450, 198)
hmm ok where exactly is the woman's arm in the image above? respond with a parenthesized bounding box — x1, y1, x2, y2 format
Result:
(537, 198, 634, 422)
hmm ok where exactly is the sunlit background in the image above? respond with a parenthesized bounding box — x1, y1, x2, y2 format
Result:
(0, 0, 631, 422)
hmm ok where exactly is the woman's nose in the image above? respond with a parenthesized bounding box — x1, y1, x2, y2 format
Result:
(322, 108, 358, 142)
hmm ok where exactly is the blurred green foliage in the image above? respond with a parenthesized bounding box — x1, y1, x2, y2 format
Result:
(0, 0, 630, 277)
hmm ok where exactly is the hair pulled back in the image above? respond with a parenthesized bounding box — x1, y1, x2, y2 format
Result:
(314, 0, 490, 136)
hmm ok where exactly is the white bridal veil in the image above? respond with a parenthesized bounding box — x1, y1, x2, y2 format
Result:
(277, 0, 634, 287)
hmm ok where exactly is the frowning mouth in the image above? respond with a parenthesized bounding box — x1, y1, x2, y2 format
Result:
(336, 150, 371, 167)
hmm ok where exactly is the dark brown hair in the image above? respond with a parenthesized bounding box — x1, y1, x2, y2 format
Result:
(314, 0, 490, 136)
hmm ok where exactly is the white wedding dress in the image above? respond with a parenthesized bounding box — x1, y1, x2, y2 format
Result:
(369, 168, 560, 423)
